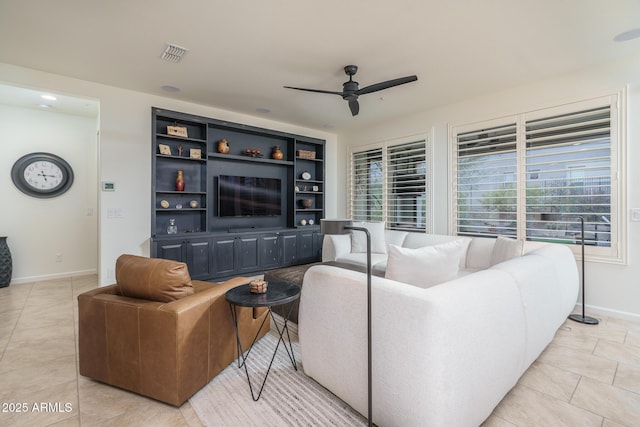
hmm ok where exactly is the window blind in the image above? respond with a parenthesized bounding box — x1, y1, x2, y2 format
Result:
(350, 148, 383, 222)
(386, 140, 429, 231)
(525, 106, 611, 247)
(455, 123, 518, 237)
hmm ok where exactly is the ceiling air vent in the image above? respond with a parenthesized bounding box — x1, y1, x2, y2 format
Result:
(160, 43, 189, 63)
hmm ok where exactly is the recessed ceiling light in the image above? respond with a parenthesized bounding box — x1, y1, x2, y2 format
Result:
(161, 85, 180, 92)
(256, 107, 271, 114)
(39, 104, 54, 109)
(41, 94, 57, 101)
(613, 28, 640, 42)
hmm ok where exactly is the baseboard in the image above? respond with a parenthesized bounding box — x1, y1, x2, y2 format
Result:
(8, 269, 97, 285)
(575, 303, 640, 323)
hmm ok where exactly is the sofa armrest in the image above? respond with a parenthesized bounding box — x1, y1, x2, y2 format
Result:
(322, 234, 352, 262)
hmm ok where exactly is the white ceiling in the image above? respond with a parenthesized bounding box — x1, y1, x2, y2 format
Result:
(1, 0, 639, 131)
(0, 83, 99, 117)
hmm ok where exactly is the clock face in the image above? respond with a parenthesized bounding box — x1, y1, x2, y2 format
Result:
(23, 160, 64, 191)
(11, 152, 74, 198)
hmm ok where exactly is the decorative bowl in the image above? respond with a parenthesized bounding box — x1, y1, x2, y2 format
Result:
(299, 199, 313, 209)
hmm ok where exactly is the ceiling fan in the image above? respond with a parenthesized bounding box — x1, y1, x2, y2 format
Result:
(284, 65, 418, 116)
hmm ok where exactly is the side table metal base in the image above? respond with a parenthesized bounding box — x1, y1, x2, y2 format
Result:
(229, 303, 298, 401)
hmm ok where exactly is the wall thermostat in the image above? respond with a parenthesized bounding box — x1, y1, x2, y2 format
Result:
(102, 181, 116, 191)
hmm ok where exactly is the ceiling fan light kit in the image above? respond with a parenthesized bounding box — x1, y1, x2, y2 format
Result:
(284, 65, 417, 116)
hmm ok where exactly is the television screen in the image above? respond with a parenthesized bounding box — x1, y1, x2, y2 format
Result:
(218, 175, 282, 217)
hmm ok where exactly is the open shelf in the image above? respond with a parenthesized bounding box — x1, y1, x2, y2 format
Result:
(208, 152, 293, 166)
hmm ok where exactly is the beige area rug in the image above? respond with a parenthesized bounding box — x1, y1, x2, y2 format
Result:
(189, 321, 366, 426)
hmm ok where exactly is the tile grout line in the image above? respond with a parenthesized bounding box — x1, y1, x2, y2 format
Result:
(0, 282, 33, 362)
(70, 276, 83, 426)
(567, 376, 607, 425)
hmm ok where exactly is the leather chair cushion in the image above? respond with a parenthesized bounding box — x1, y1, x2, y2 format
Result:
(115, 254, 194, 302)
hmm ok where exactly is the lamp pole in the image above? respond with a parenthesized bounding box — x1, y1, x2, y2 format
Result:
(568, 216, 599, 325)
(344, 225, 372, 427)
(321, 220, 373, 426)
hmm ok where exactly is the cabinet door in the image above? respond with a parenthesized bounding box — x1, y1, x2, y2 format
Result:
(212, 237, 237, 277)
(281, 233, 298, 266)
(259, 234, 280, 269)
(238, 235, 260, 273)
(313, 232, 324, 260)
(185, 238, 212, 280)
(297, 231, 315, 262)
(154, 239, 185, 262)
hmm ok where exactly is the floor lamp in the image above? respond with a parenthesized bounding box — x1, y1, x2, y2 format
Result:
(321, 219, 373, 427)
(568, 216, 599, 325)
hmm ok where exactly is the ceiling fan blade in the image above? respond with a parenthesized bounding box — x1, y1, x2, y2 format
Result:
(348, 99, 360, 116)
(283, 86, 344, 96)
(356, 75, 418, 96)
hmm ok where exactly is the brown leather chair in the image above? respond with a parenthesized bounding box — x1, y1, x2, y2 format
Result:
(78, 254, 269, 406)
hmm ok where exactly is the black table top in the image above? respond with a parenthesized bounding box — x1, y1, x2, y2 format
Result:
(225, 281, 300, 308)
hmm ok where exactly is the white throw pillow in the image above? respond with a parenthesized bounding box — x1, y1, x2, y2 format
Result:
(490, 236, 524, 266)
(350, 221, 387, 254)
(385, 241, 462, 288)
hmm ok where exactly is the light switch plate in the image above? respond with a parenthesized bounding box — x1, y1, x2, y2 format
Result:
(107, 208, 124, 218)
(632, 208, 640, 222)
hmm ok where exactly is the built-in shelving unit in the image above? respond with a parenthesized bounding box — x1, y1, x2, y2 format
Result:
(151, 108, 325, 279)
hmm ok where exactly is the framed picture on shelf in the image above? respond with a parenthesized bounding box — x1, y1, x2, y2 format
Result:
(167, 125, 188, 137)
(158, 144, 172, 155)
(190, 148, 202, 159)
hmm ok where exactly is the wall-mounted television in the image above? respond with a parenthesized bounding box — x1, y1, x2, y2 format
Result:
(218, 175, 282, 217)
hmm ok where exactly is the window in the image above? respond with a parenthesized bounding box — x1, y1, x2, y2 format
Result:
(350, 135, 432, 232)
(451, 94, 624, 262)
(351, 148, 383, 222)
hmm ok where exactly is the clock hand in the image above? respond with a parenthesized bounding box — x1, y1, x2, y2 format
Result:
(37, 171, 57, 180)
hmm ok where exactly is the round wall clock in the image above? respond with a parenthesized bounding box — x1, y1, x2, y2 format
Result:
(11, 152, 74, 198)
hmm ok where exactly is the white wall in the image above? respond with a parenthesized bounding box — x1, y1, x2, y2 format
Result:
(0, 62, 338, 285)
(339, 55, 640, 319)
(0, 105, 98, 282)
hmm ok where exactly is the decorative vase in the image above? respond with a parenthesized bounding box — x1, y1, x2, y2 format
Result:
(218, 139, 230, 154)
(167, 219, 178, 235)
(272, 146, 284, 160)
(299, 199, 313, 209)
(176, 170, 185, 191)
(0, 236, 12, 287)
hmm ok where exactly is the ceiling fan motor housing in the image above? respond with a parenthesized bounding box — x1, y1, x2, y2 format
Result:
(342, 81, 359, 100)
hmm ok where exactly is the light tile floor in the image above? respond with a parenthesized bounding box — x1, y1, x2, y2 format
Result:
(1, 275, 639, 426)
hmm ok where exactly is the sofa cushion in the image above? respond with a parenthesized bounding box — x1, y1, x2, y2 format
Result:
(385, 241, 462, 288)
(350, 221, 387, 254)
(384, 230, 409, 252)
(465, 237, 497, 269)
(490, 236, 524, 266)
(115, 254, 194, 302)
(403, 234, 472, 269)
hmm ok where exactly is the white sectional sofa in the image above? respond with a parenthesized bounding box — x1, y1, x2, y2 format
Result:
(299, 228, 579, 427)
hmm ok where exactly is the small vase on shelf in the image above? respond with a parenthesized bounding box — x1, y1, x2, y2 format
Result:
(167, 219, 178, 235)
(218, 139, 230, 154)
(176, 170, 185, 191)
(272, 146, 284, 160)
(0, 236, 12, 287)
